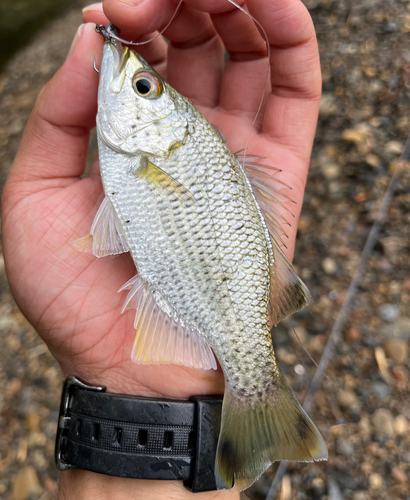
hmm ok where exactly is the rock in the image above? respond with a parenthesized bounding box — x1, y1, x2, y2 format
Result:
(322, 257, 338, 275)
(385, 21, 398, 33)
(12, 467, 42, 500)
(337, 389, 358, 408)
(351, 493, 367, 500)
(379, 318, 410, 343)
(365, 154, 381, 167)
(383, 339, 408, 364)
(378, 304, 400, 322)
(369, 473, 384, 490)
(394, 415, 410, 435)
(381, 237, 408, 265)
(359, 415, 371, 435)
(275, 347, 296, 365)
(311, 477, 325, 496)
(328, 477, 344, 500)
(320, 161, 340, 179)
(391, 467, 408, 484)
(371, 381, 390, 400)
(346, 327, 360, 342)
(0, 314, 19, 331)
(336, 438, 354, 457)
(26, 413, 40, 434)
(372, 409, 394, 437)
(384, 140, 403, 155)
(319, 93, 337, 116)
(14, 387, 32, 417)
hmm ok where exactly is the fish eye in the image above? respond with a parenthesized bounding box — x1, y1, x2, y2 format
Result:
(132, 72, 162, 99)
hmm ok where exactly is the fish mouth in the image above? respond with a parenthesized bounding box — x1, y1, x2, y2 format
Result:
(96, 23, 128, 74)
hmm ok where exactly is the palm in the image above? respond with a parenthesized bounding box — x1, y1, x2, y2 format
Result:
(2, 0, 321, 398)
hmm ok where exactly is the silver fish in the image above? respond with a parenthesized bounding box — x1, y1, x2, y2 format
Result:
(90, 24, 327, 491)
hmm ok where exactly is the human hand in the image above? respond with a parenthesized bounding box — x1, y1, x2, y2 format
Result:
(2, 0, 320, 408)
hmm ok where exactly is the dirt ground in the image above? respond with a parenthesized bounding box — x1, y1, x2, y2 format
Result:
(0, 1, 409, 499)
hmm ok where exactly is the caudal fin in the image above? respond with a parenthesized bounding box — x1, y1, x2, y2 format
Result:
(215, 372, 328, 491)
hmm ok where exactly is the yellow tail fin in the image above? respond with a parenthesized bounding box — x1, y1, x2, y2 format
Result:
(215, 370, 328, 491)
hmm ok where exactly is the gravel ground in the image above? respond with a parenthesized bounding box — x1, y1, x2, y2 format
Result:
(1, 1, 410, 500)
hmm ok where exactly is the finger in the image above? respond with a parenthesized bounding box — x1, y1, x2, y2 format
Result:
(83, 3, 169, 74)
(183, 0, 245, 14)
(163, 3, 224, 108)
(102, 0, 224, 108)
(82, 2, 108, 25)
(10, 23, 103, 186)
(210, 7, 270, 122)
(248, 0, 322, 163)
(103, 0, 182, 34)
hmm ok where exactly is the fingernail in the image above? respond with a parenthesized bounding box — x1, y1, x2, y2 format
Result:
(67, 24, 85, 59)
(82, 3, 104, 13)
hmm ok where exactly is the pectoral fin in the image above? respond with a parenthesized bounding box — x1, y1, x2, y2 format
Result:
(133, 156, 194, 204)
(90, 196, 130, 257)
(72, 196, 129, 258)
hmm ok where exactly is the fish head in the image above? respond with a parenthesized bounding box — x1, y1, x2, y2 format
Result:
(97, 35, 191, 157)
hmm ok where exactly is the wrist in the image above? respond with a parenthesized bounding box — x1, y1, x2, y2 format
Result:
(58, 470, 239, 500)
(57, 359, 225, 399)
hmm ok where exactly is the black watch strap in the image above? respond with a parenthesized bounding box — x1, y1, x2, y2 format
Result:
(55, 376, 223, 492)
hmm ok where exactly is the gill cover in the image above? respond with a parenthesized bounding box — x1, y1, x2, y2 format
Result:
(96, 32, 191, 158)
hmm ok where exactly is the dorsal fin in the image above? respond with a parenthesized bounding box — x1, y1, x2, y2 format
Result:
(237, 152, 294, 248)
(238, 153, 310, 325)
(119, 275, 217, 370)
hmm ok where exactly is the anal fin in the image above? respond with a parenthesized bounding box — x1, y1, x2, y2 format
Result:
(119, 275, 217, 371)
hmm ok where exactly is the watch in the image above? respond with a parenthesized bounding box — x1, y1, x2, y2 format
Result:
(55, 376, 223, 492)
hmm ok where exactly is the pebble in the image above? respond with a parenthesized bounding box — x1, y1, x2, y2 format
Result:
(14, 387, 32, 417)
(319, 93, 338, 116)
(372, 409, 395, 437)
(378, 304, 400, 322)
(336, 438, 354, 457)
(394, 415, 410, 435)
(0, 315, 19, 331)
(26, 413, 40, 434)
(359, 415, 372, 435)
(320, 161, 340, 179)
(346, 327, 360, 342)
(352, 493, 367, 500)
(337, 389, 358, 408)
(328, 477, 344, 500)
(341, 126, 371, 147)
(381, 317, 410, 342)
(322, 257, 338, 275)
(369, 473, 384, 490)
(391, 467, 408, 484)
(12, 467, 42, 500)
(311, 477, 325, 496)
(371, 381, 390, 400)
(384, 140, 403, 155)
(383, 339, 408, 364)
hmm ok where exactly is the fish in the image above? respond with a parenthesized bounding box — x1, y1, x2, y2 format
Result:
(89, 23, 328, 491)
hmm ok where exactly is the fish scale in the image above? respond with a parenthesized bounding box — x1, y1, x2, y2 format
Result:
(91, 27, 328, 491)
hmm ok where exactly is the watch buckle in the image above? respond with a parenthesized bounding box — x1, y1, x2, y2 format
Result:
(55, 375, 106, 471)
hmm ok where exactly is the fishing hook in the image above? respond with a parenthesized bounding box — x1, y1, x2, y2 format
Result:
(93, 57, 100, 74)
